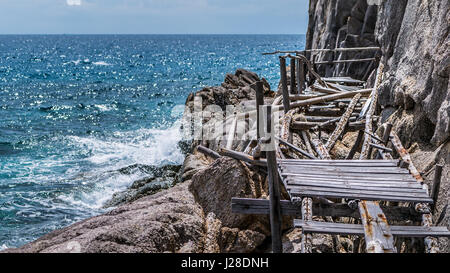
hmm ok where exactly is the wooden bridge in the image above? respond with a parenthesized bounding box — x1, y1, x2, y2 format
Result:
(199, 46, 449, 253)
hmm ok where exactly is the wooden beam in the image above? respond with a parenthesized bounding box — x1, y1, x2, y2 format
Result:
(275, 136, 317, 160)
(289, 89, 372, 109)
(358, 201, 396, 253)
(264, 105, 283, 253)
(197, 145, 220, 159)
(297, 58, 305, 94)
(231, 198, 424, 222)
(360, 63, 384, 160)
(346, 130, 364, 160)
(280, 57, 290, 113)
(431, 164, 443, 214)
(325, 94, 361, 151)
(219, 148, 267, 167)
(290, 58, 296, 94)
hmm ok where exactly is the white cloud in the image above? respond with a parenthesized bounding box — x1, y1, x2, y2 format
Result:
(66, 0, 82, 6)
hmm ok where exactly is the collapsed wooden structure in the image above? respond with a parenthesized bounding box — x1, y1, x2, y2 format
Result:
(198, 46, 449, 253)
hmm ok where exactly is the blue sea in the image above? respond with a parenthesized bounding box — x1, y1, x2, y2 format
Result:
(0, 34, 305, 249)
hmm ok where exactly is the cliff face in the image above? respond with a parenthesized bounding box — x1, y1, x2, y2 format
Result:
(306, 0, 449, 252)
(307, 0, 449, 146)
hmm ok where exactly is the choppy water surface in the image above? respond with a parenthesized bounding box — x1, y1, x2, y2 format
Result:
(0, 34, 305, 249)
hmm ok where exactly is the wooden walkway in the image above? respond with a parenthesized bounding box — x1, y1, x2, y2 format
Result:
(198, 46, 449, 253)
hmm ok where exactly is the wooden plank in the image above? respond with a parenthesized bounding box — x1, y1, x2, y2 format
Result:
(278, 159, 399, 165)
(292, 120, 365, 131)
(301, 131, 316, 156)
(390, 131, 439, 253)
(287, 185, 429, 199)
(219, 148, 267, 167)
(265, 105, 283, 253)
(359, 64, 384, 159)
(289, 189, 433, 203)
(275, 137, 317, 159)
(197, 145, 220, 159)
(279, 57, 290, 113)
(294, 220, 450, 237)
(284, 172, 418, 181)
(322, 77, 365, 84)
(431, 164, 443, 213)
(231, 198, 424, 221)
(286, 180, 424, 190)
(262, 47, 381, 55)
(285, 174, 418, 184)
(280, 166, 411, 174)
(358, 201, 396, 253)
(279, 161, 402, 167)
(325, 94, 361, 151)
(289, 89, 372, 109)
(296, 58, 304, 94)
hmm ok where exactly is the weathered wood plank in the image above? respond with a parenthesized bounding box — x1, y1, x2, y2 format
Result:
(275, 137, 317, 160)
(289, 89, 372, 109)
(280, 166, 411, 174)
(289, 189, 433, 203)
(280, 57, 290, 113)
(359, 63, 384, 159)
(431, 164, 443, 214)
(325, 94, 361, 151)
(286, 180, 425, 191)
(219, 148, 267, 167)
(232, 198, 424, 221)
(358, 201, 396, 253)
(285, 174, 418, 184)
(287, 185, 429, 198)
(294, 220, 450, 237)
(197, 145, 220, 159)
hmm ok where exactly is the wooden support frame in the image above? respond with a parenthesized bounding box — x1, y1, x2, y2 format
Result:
(231, 198, 424, 222)
(431, 164, 443, 214)
(296, 58, 305, 94)
(264, 105, 283, 253)
(279, 57, 290, 113)
(290, 58, 296, 94)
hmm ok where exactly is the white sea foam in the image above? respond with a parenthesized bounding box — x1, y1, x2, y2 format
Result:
(59, 120, 185, 209)
(92, 61, 112, 66)
(0, 244, 8, 251)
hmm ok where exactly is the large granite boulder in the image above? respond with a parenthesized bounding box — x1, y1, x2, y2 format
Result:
(2, 182, 205, 253)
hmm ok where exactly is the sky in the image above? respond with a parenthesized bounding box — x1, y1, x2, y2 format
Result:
(0, 0, 309, 34)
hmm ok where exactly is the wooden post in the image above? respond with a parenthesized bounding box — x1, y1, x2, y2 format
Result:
(301, 197, 313, 253)
(280, 57, 290, 113)
(290, 58, 296, 94)
(264, 105, 283, 253)
(376, 123, 393, 159)
(431, 164, 443, 214)
(255, 81, 265, 139)
(297, 59, 305, 94)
